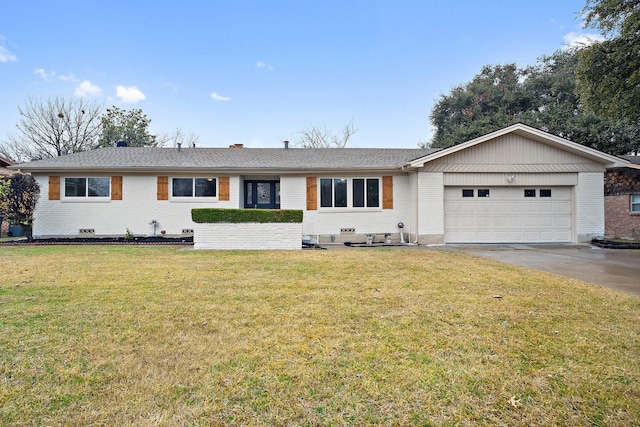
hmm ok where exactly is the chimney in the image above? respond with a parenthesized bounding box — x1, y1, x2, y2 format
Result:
(229, 143, 244, 148)
(284, 140, 289, 149)
(177, 142, 182, 152)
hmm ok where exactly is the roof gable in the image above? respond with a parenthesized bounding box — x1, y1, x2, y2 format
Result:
(409, 123, 629, 170)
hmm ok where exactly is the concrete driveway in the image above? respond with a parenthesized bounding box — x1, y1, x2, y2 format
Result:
(436, 244, 640, 295)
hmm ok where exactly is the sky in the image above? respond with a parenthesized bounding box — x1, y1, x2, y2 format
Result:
(0, 0, 604, 149)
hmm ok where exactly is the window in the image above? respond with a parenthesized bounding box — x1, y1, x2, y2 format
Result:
(632, 194, 640, 212)
(462, 189, 474, 197)
(478, 189, 490, 198)
(353, 179, 380, 208)
(65, 177, 110, 197)
(171, 178, 216, 198)
(540, 189, 552, 198)
(524, 189, 536, 197)
(320, 178, 380, 208)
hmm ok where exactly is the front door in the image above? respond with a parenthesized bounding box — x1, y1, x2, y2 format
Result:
(244, 180, 280, 209)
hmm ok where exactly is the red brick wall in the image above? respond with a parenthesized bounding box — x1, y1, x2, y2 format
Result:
(604, 195, 640, 239)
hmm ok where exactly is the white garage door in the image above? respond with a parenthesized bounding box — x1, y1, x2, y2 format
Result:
(444, 187, 572, 243)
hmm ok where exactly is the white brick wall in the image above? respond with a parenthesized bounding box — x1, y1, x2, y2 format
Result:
(417, 172, 444, 244)
(193, 222, 302, 250)
(32, 174, 241, 238)
(576, 172, 605, 242)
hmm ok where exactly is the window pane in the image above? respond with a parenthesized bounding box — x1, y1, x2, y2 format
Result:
(478, 189, 490, 198)
(257, 182, 271, 204)
(65, 178, 86, 197)
(195, 178, 216, 197)
(334, 179, 347, 207)
(524, 189, 536, 197)
(540, 189, 552, 198)
(631, 194, 640, 212)
(245, 182, 253, 205)
(173, 178, 193, 197)
(88, 178, 110, 197)
(353, 179, 365, 207)
(462, 189, 474, 197)
(320, 179, 332, 207)
(367, 179, 379, 207)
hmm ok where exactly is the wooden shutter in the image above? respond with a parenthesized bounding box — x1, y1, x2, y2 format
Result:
(49, 176, 60, 200)
(382, 176, 393, 209)
(306, 177, 317, 210)
(157, 176, 169, 200)
(111, 176, 123, 200)
(218, 176, 229, 201)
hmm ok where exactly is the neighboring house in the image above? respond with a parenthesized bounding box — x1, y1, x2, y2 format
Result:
(604, 155, 640, 240)
(0, 155, 13, 175)
(10, 124, 628, 245)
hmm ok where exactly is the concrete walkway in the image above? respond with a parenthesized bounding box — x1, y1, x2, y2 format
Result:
(436, 244, 640, 295)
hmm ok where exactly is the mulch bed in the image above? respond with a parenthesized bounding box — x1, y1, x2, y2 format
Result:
(591, 238, 640, 249)
(0, 236, 194, 246)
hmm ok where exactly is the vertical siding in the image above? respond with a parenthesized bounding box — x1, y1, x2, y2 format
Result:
(575, 172, 605, 241)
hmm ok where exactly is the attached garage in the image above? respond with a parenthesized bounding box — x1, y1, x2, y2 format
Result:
(444, 186, 572, 243)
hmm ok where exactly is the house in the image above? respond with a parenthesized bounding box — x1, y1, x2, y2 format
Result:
(604, 155, 640, 240)
(10, 123, 628, 245)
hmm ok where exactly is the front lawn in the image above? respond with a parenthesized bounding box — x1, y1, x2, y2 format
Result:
(1, 246, 638, 426)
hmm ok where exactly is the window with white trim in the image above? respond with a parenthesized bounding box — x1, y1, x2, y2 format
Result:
(172, 178, 217, 198)
(64, 177, 110, 197)
(320, 178, 380, 208)
(631, 194, 640, 212)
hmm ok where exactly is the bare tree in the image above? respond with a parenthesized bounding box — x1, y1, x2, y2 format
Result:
(294, 121, 357, 148)
(157, 127, 200, 147)
(0, 96, 103, 163)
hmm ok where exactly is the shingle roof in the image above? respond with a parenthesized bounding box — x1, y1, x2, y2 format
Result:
(621, 155, 640, 165)
(12, 147, 439, 172)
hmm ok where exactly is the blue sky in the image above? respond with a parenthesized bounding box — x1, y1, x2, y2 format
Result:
(0, 1, 602, 149)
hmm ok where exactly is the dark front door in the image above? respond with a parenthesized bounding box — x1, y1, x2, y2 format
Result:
(244, 180, 280, 209)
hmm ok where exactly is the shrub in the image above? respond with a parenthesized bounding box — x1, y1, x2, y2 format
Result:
(192, 208, 303, 224)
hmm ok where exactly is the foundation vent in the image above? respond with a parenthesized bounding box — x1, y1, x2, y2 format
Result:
(79, 229, 95, 234)
(340, 228, 356, 234)
(182, 229, 194, 235)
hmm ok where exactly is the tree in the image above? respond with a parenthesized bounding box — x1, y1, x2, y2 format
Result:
(576, 0, 640, 123)
(0, 173, 40, 241)
(157, 127, 200, 147)
(428, 50, 639, 154)
(98, 107, 162, 147)
(429, 64, 531, 148)
(294, 121, 357, 148)
(0, 96, 103, 163)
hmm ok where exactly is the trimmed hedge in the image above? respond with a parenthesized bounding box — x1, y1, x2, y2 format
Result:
(192, 208, 303, 224)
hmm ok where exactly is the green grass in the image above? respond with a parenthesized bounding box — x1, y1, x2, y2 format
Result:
(0, 246, 639, 426)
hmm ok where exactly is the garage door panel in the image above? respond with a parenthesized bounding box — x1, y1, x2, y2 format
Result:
(445, 186, 572, 243)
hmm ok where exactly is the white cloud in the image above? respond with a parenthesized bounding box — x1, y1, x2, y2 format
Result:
(35, 68, 55, 79)
(256, 61, 274, 71)
(210, 92, 230, 101)
(59, 73, 78, 82)
(563, 32, 605, 49)
(116, 85, 146, 103)
(0, 35, 16, 63)
(75, 80, 102, 97)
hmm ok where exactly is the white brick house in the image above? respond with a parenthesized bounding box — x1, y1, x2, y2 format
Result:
(11, 124, 628, 244)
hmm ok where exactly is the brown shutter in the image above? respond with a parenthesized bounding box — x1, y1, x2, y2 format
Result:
(382, 176, 393, 209)
(49, 176, 60, 200)
(218, 176, 229, 201)
(157, 176, 169, 200)
(306, 177, 317, 210)
(111, 176, 123, 200)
